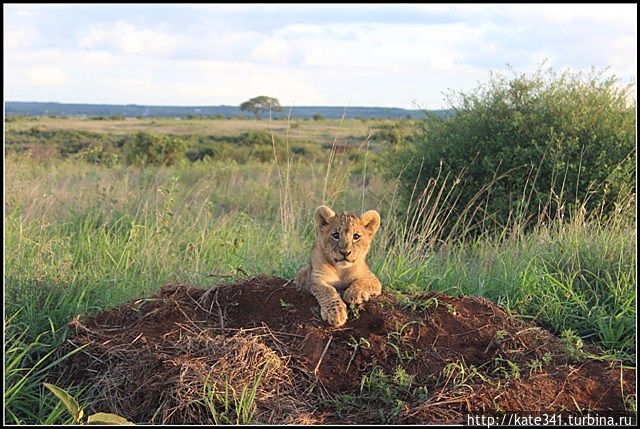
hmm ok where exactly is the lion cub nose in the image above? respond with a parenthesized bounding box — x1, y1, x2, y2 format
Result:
(340, 250, 351, 257)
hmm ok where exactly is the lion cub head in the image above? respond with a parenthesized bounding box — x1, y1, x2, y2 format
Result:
(314, 205, 381, 268)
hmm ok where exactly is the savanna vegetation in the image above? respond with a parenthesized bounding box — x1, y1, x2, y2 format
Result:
(4, 67, 636, 424)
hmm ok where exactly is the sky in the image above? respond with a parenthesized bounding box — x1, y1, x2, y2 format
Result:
(3, 3, 637, 109)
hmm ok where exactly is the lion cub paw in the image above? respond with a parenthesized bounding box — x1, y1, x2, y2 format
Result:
(342, 285, 376, 305)
(320, 299, 348, 327)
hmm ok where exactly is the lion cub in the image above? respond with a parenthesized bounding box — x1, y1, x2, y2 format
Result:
(294, 205, 382, 327)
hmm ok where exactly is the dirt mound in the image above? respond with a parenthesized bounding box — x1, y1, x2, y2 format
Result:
(52, 276, 636, 424)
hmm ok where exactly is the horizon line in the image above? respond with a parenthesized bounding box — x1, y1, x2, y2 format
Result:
(5, 100, 434, 111)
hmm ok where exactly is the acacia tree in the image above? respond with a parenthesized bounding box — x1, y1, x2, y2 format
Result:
(240, 96, 283, 120)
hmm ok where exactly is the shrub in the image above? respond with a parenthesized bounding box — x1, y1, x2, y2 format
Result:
(125, 132, 186, 166)
(186, 146, 216, 162)
(291, 146, 306, 155)
(371, 121, 415, 147)
(385, 66, 636, 237)
(75, 143, 119, 166)
(248, 146, 276, 162)
(237, 131, 274, 146)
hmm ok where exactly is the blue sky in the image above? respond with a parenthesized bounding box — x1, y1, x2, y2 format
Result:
(4, 4, 637, 109)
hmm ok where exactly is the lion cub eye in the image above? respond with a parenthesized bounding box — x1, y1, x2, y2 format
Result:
(331, 232, 340, 240)
(353, 233, 361, 240)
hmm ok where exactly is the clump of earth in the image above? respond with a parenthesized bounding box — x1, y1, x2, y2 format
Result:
(52, 276, 635, 424)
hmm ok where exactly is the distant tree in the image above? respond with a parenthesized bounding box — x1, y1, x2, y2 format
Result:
(240, 96, 282, 120)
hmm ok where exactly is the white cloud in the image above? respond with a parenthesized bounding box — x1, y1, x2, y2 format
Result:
(4, 47, 328, 105)
(157, 59, 328, 105)
(27, 66, 66, 86)
(77, 50, 117, 67)
(401, 4, 636, 30)
(4, 22, 39, 51)
(606, 36, 638, 78)
(269, 22, 495, 75)
(250, 38, 293, 65)
(78, 21, 179, 57)
(506, 4, 636, 28)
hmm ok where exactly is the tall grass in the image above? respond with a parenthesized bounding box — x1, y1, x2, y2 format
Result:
(4, 135, 635, 423)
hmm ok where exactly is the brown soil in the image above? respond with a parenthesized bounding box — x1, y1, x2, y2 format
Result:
(52, 276, 636, 424)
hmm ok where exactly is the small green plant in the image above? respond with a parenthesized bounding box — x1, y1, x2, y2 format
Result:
(492, 357, 522, 379)
(442, 359, 490, 388)
(43, 383, 134, 425)
(202, 362, 269, 424)
(392, 366, 413, 390)
(444, 303, 457, 315)
(624, 395, 636, 413)
(386, 322, 421, 364)
(527, 352, 553, 376)
(494, 330, 508, 342)
(560, 329, 587, 361)
(348, 302, 361, 320)
(399, 296, 439, 312)
(358, 366, 414, 423)
(346, 336, 371, 371)
(484, 329, 510, 354)
(413, 385, 429, 401)
(279, 299, 294, 311)
(527, 358, 543, 375)
(332, 393, 358, 417)
(595, 314, 632, 352)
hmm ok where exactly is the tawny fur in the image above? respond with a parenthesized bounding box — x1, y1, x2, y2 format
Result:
(293, 205, 382, 327)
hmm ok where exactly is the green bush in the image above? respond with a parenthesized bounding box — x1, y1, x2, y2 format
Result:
(125, 132, 186, 166)
(237, 131, 274, 146)
(386, 66, 636, 237)
(371, 121, 415, 147)
(186, 146, 216, 162)
(75, 143, 119, 166)
(5, 128, 107, 157)
(248, 145, 276, 162)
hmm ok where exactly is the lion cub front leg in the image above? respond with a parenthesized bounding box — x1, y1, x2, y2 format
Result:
(342, 273, 382, 305)
(309, 281, 348, 327)
(293, 264, 309, 290)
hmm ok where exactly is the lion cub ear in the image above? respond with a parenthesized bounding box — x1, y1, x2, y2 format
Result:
(314, 205, 336, 229)
(360, 210, 381, 234)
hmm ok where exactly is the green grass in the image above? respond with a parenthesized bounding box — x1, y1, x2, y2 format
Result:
(3, 115, 379, 141)
(377, 214, 636, 360)
(4, 143, 635, 423)
(202, 361, 270, 424)
(4, 116, 389, 165)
